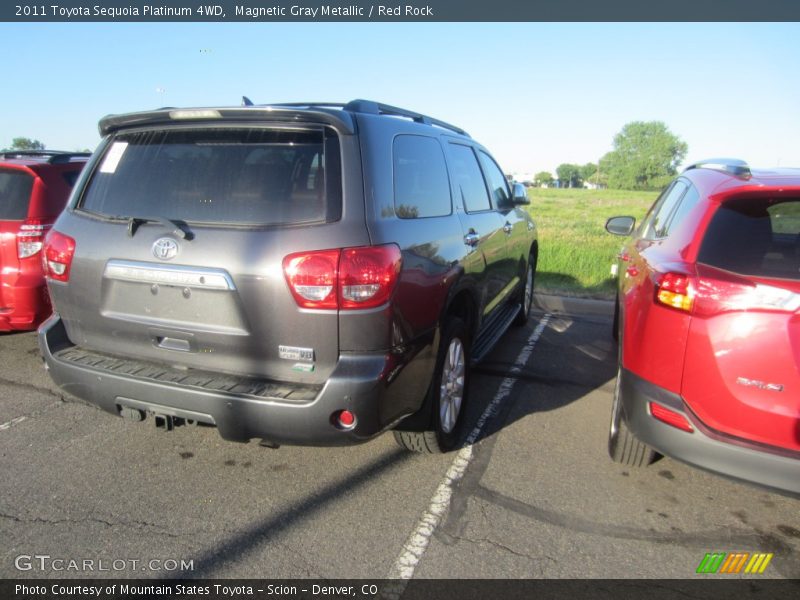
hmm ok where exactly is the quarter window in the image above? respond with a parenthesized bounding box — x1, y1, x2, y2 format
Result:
(0, 169, 34, 220)
(393, 135, 451, 219)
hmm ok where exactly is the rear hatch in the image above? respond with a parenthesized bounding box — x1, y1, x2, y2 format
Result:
(681, 196, 800, 452)
(47, 123, 355, 384)
(0, 167, 36, 312)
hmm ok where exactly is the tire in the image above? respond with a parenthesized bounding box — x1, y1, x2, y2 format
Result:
(608, 368, 655, 467)
(513, 254, 535, 326)
(393, 317, 470, 454)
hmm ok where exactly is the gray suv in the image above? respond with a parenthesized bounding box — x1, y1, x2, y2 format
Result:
(39, 100, 537, 453)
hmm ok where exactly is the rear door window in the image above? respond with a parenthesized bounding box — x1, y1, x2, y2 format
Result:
(643, 180, 688, 239)
(448, 144, 492, 213)
(79, 127, 341, 226)
(661, 184, 699, 236)
(478, 151, 511, 208)
(0, 169, 34, 220)
(698, 198, 800, 280)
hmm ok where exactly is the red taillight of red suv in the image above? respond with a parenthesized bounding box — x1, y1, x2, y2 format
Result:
(16, 219, 49, 259)
(656, 267, 800, 316)
(42, 230, 76, 282)
(283, 244, 402, 310)
(655, 272, 694, 312)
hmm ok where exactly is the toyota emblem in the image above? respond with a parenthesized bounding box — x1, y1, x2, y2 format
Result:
(152, 238, 179, 260)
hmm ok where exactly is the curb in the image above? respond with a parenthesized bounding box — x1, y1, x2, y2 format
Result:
(533, 293, 613, 317)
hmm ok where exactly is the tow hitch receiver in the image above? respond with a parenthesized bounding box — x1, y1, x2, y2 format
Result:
(153, 413, 175, 431)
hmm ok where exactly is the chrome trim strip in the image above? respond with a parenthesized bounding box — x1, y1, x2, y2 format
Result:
(104, 260, 235, 290)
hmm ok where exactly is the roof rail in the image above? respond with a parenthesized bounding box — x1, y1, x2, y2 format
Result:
(0, 150, 91, 164)
(269, 102, 348, 110)
(683, 158, 751, 178)
(343, 99, 470, 137)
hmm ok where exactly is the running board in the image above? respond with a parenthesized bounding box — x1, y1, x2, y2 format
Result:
(471, 302, 520, 365)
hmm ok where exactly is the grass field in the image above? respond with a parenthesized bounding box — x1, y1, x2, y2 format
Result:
(524, 188, 659, 299)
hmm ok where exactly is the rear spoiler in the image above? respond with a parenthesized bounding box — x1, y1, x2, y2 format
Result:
(99, 106, 356, 137)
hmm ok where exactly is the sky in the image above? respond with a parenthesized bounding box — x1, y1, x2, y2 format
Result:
(2, 22, 799, 177)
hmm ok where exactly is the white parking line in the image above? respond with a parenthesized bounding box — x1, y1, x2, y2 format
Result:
(0, 416, 28, 431)
(386, 314, 551, 585)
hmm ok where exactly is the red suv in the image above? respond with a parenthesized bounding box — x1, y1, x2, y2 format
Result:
(606, 159, 799, 495)
(0, 151, 88, 331)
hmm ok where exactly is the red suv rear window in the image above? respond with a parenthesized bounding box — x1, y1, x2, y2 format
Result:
(698, 198, 800, 281)
(0, 169, 34, 220)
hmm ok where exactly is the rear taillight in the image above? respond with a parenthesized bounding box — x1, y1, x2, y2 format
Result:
(694, 270, 800, 316)
(283, 245, 402, 310)
(17, 219, 48, 259)
(339, 245, 402, 309)
(282, 249, 340, 309)
(656, 272, 694, 312)
(42, 230, 76, 282)
(656, 267, 800, 316)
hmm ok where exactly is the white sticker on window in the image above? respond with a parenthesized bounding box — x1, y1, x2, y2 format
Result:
(99, 142, 129, 174)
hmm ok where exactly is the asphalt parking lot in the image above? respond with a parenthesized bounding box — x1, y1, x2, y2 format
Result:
(1, 300, 798, 582)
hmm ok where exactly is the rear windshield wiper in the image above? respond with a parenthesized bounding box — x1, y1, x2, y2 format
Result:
(125, 216, 192, 240)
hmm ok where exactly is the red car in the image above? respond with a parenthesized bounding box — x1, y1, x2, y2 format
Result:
(0, 151, 88, 331)
(606, 159, 799, 495)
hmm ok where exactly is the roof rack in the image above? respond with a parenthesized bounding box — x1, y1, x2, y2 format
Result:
(343, 99, 469, 137)
(0, 150, 91, 164)
(683, 158, 750, 178)
(263, 99, 470, 137)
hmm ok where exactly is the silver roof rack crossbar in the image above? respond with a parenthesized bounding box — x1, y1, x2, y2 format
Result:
(683, 158, 751, 178)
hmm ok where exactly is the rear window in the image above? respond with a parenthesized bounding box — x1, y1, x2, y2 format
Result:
(78, 127, 341, 226)
(0, 169, 34, 220)
(698, 198, 800, 280)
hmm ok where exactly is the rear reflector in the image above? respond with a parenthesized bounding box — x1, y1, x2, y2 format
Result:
(336, 410, 356, 429)
(283, 245, 401, 310)
(649, 402, 694, 433)
(42, 230, 76, 282)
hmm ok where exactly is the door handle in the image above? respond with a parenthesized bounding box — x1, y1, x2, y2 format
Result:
(503, 222, 513, 234)
(464, 231, 480, 247)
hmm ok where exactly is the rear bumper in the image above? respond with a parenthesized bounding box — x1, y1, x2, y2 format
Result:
(0, 277, 50, 331)
(619, 368, 800, 496)
(38, 314, 431, 446)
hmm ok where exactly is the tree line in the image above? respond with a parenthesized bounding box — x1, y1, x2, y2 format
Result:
(534, 121, 688, 190)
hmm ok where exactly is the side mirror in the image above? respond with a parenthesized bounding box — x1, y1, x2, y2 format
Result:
(511, 183, 530, 206)
(605, 216, 636, 236)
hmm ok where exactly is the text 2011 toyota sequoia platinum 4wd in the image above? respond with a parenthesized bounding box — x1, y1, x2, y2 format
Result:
(38, 100, 537, 452)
